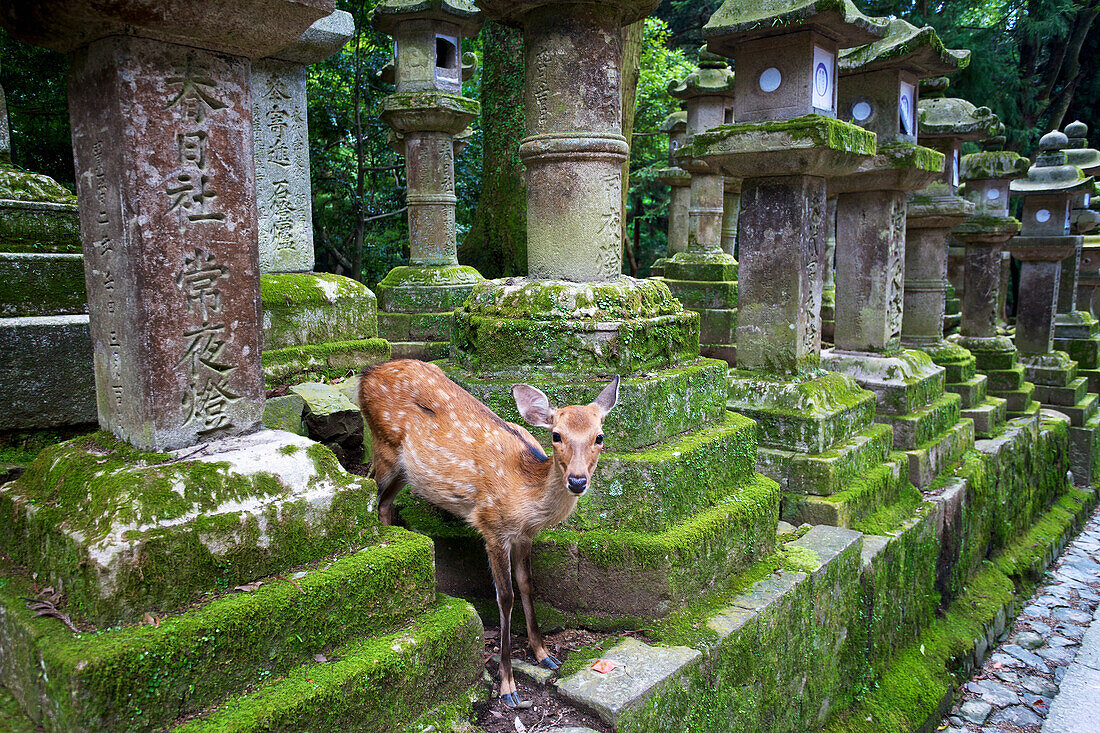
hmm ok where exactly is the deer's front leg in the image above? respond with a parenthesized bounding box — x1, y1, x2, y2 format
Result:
(513, 538, 559, 670)
(487, 538, 526, 708)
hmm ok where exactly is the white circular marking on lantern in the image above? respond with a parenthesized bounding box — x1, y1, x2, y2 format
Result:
(986, 188, 1001, 201)
(759, 67, 782, 93)
(852, 101, 872, 122)
(1036, 209, 1052, 223)
(814, 63, 829, 97)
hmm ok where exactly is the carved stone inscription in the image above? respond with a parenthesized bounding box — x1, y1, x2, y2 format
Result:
(252, 60, 313, 272)
(69, 37, 262, 450)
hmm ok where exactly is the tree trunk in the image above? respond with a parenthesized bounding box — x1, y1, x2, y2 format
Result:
(620, 18, 643, 276)
(460, 20, 527, 278)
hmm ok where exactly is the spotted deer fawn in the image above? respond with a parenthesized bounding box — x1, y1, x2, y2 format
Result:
(356, 359, 619, 708)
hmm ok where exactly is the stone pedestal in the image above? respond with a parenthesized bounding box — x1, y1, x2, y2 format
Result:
(392, 0, 781, 620)
(662, 52, 739, 364)
(1009, 130, 1098, 482)
(372, 1, 484, 360)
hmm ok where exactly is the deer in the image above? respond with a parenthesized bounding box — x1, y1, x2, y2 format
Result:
(355, 359, 619, 708)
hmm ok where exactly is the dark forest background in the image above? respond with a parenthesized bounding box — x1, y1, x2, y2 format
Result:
(3, 0, 1098, 282)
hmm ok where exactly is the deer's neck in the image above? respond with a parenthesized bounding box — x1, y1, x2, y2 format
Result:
(525, 457, 577, 530)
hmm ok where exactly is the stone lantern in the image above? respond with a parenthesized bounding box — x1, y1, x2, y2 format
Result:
(1053, 120, 1100, 393)
(823, 18, 982, 480)
(952, 122, 1037, 420)
(903, 77, 997, 428)
(371, 0, 485, 359)
(664, 50, 739, 363)
(1077, 188, 1100, 318)
(693, 1, 900, 517)
(397, 0, 780, 636)
(1009, 130, 1098, 480)
(650, 110, 689, 277)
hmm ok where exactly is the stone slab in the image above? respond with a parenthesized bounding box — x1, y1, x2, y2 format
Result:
(947, 373, 988, 409)
(904, 418, 975, 488)
(261, 393, 306, 435)
(963, 397, 1008, 439)
(821, 348, 945, 416)
(261, 338, 391, 387)
(556, 637, 700, 725)
(0, 253, 87, 317)
(0, 315, 96, 430)
(260, 273, 378, 350)
(875, 392, 962, 452)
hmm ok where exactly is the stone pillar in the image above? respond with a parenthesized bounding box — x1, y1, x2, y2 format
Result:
(952, 134, 1037, 419)
(722, 183, 740, 256)
(253, 11, 352, 274)
(824, 17, 980, 477)
(663, 51, 739, 363)
(1009, 130, 1098, 481)
(821, 196, 837, 343)
(651, 110, 688, 277)
(372, 0, 484, 359)
(0, 1, 330, 451)
(697, 2, 904, 510)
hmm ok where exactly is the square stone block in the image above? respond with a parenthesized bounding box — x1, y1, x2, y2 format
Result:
(973, 349, 1019, 371)
(1044, 392, 1097, 428)
(260, 273, 379, 350)
(759, 422, 893, 497)
(1034, 377, 1088, 407)
(0, 253, 87, 317)
(1021, 352, 1078, 387)
(821, 348, 945, 416)
(986, 366, 1026, 391)
(699, 307, 738, 345)
(1081, 368, 1100, 393)
(662, 254, 739, 283)
(946, 374, 988, 410)
(389, 340, 451, 361)
(1053, 336, 1100, 369)
(377, 310, 451, 343)
(663, 278, 739, 310)
(902, 418, 975, 487)
(376, 265, 482, 313)
(875, 392, 962, 452)
(0, 431, 381, 625)
(963, 397, 1008, 439)
(0, 314, 96, 430)
(1068, 415, 1100, 485)
(261, 338, 391, 388)
(727, 371, 876, 454)
(780, 457, 906, 528)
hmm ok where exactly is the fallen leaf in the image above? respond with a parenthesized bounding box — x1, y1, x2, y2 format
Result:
(233, 581, 263, 593)
(275, 574, 305, 594)
(514, 716, 526, 732)
(992, 661, 1003, 669)
(591, 659, 618, 674)
(19, 596, 79, 633)
(489, 710, 503, 719)
(1035, 699, 1045, 706)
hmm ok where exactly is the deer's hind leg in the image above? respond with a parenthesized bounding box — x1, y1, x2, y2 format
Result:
(371, 439, 404, 526)
(513, 538, 559, 670)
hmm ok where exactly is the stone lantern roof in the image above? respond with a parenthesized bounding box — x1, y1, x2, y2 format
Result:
(703, 0, 888, 55)
(960, 122, 1029, 183)
(667, 50, 735, 100)
(660, 110, 688, 134)
(839, 17, 969, 77)
(917, 77, 998, 141)
(1062, 120, 1100, 175)
(1011, 131, 1093, 195)
(476, 0, 658, 26)
(370, 0, 483, 35)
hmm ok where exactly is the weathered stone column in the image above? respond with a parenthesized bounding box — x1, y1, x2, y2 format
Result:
(650, 110, 688, 277)
(419, 0, 781, 630)
(2, 0, 333, 450)
(722, 179, 740, 256)
(695, 2, 902, 517)
(372, 0, 484, 360)
(663, 51, 739, 363)
(1009, 130, 1099, 481)
(1053, 121, 1100, 392)
(952, 125, 1037, 419)
(824, 18, 980, 480)
(821, 196, 837, 343)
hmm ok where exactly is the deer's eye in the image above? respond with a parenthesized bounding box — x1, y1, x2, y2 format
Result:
(552, 432, 562, 443)
(595, 434, 604, 445)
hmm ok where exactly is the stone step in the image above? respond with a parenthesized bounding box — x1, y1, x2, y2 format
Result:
(698, 307, 737, 345)
(1034, 376, 1089, 407)
(377, 310, 452, 343)
(1024, 359, 1078, 387)
(1080, 367, 1100, 393)
(759, 422, 893, 497)
(403, 472, 780, 619)
(173, 596, 484, 733)
(0, 430, 383, 625)
(1007, 399, 1042, 421)
(963, 397, 1008, 439)
(0, 252, 87, 317)
(875, 392, 962, 452)
(1043, 392, 1098, 428)
(0, 529, 440, 732)
(821, 349, 945, 417)
(974, 349, 1019, 371)
(780, 454, 907, 528)
(901, 418, 975, 488)
(985, 365, 1026, 392)
(261, 338, 392, 388)
(928, 347, 976, 383)
(0, 314, 96, 430)
(388, 340, 451, 361)
(1054, 335, 1100, 369)
(662, 278, 738, 310)
(947, 374, 989, 409)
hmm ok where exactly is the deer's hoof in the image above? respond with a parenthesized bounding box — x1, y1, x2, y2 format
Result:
(538, 654, 561, 671)
(500, 692, 531, 708)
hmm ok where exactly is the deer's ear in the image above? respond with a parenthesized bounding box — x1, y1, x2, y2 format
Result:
(512, 384, 556, 428)
(591, 375, 620, 418)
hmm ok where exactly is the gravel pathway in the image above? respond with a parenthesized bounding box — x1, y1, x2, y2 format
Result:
(939, 506, 1100, 733)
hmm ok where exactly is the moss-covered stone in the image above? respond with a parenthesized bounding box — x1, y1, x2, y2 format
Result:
(260, 273, 379, 351)
(0, 166, 77, 204)
(781, 455, 909, 527)
(0, 199, 81, 252)
(376, 265, 483, 313)
(262, 339, 392, 387)
(0, 253, 87, 317)
(0, 529, 438, 731)
(0, 432, 380, 625)
(761, 422, 893, 497)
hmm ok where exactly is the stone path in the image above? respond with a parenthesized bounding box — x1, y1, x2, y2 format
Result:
(941, 506, 1100, 733)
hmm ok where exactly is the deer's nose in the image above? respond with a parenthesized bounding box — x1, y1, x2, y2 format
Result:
(567, 475, 588, 494)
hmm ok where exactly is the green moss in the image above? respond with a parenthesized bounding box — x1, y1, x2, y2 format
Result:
(777, 543, 819, 574)
(0, 165, 77, 203)
(262, 339, 391, 387)
(0, 253, 87, 317)
(878, 141, 944, 172)
(692, 114, 878, 159)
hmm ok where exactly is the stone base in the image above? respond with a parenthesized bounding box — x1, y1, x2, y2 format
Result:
(1069, 415, 1100, 485)
(0, 430, 381, 625)
(375, 264, 482, 313)
(874, 392, 961, 451)
(0, 527, 483, 733)
(900, 418, 975, 488)
(260, 273, 379, 350)
(389, 339, 452, 361)
(261, 338, 391, 388)
(0, 198, 80, 252)
(0, 314, 96, 430)
(779, 451, 909, 527)
(652, 251, 738, 366)
(1053, 317, 1100, 395)
(822, 290, 835, 344)
(820, 348, 945, 415)
(727, 370, 877, 454)
(0, 252, 87, 317)
(963, 396, 1008, 439)
(758, 422, 892, 497)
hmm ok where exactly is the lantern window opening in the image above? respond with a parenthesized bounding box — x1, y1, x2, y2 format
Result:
(436, 34, 459, 71)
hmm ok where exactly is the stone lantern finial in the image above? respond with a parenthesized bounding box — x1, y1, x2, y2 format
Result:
(1062, 120, 1100, 176)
